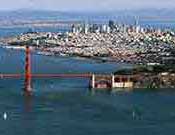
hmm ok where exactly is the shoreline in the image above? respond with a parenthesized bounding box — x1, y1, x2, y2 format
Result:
(0, 44, 126, 64)
(0, 43, 172, 65)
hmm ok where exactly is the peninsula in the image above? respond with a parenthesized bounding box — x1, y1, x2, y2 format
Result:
(1, 20, 175, 65)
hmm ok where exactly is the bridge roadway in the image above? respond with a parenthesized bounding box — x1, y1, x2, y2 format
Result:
(0, 73, 92, 79)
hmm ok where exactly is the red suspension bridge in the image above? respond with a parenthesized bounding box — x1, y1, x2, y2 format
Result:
(0, 46, 92, 95)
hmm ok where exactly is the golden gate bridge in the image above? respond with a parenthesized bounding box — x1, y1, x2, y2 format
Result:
(0, 46, 92, 96)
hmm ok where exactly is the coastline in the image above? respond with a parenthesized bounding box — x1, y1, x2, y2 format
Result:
(0, 42, 173, 65)
(0, 44, 123, 63)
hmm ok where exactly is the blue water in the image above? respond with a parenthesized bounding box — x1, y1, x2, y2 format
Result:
(0, 28, 175, 135)
(0, 27, 71, 37)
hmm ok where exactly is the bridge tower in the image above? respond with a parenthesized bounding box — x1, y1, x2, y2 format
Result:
(24, 46, 32, 94)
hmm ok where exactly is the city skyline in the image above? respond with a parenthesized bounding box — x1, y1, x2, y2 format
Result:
(0, 0, 175, 11)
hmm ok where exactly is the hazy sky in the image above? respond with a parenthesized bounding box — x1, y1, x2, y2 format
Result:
(0, 0, 175, 11)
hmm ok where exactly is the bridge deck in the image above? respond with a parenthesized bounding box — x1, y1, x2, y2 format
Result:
(0, 74, 92, 79)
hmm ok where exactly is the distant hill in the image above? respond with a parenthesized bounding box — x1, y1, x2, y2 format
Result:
(0, 9, 175, 22)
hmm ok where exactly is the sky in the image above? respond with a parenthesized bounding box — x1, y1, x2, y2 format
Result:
(0, 0, 175, 11)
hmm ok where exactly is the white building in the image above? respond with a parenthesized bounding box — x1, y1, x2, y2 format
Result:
(136, 26, 141, 33)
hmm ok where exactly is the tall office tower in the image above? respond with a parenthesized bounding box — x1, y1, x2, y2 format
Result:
(108, 20, 116, 32)
(84, 23, 89, 34)
(71, 24, 76, 33)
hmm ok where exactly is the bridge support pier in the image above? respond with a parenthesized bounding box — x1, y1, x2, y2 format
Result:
(111, 75, 115, 88)
(91, 74, 95, 89)
(24, 46, 32, 95)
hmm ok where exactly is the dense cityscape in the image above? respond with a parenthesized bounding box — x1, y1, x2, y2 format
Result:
(1, 20, 175, 65)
